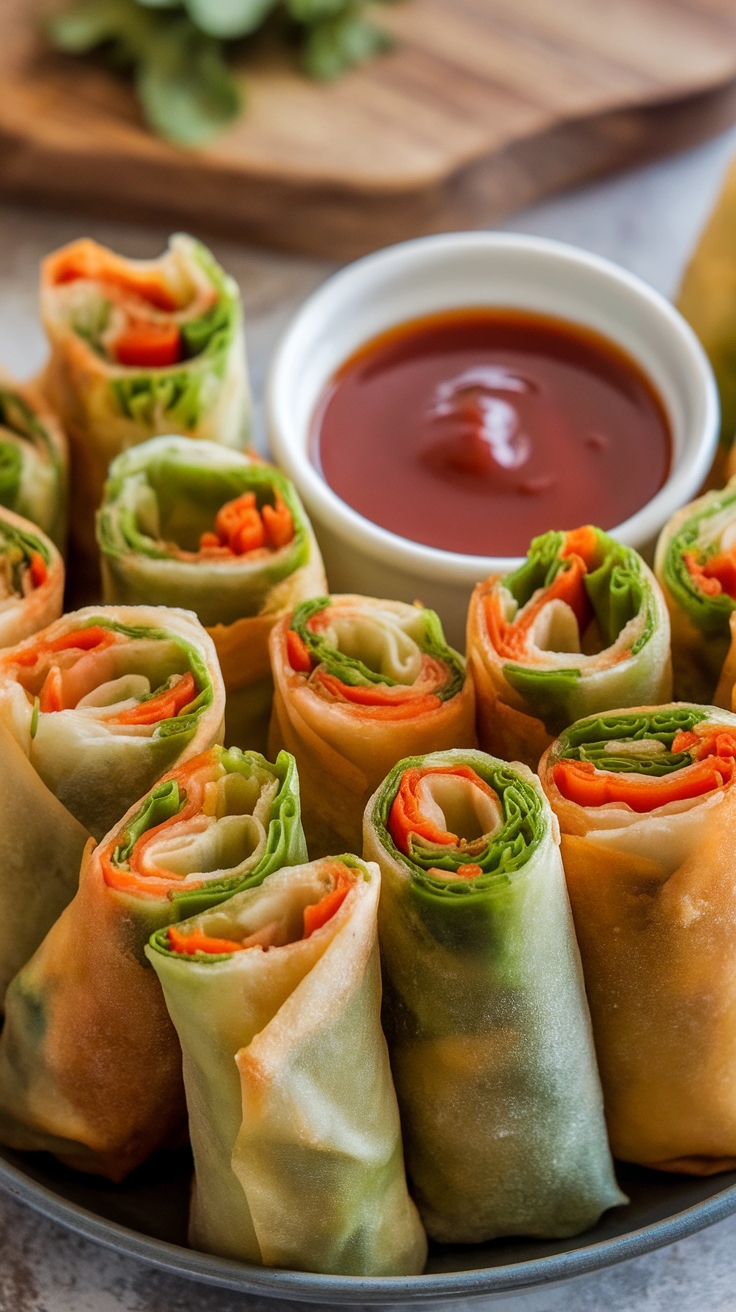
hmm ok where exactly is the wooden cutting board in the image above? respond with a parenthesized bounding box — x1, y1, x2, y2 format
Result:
(2, 0, 736, 258)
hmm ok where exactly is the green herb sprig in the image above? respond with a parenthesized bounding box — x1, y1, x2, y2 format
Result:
(48, 0, 393, 146)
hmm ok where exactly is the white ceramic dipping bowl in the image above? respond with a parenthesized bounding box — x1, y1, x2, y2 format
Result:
(266, 232, 719, 651)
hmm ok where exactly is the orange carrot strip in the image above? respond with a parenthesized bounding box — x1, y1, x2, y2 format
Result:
(389, 764, 497, 855)
(428, 863, 482, 879)
(485, 548, 593, 661)
(113, 670, 196, 726)
(287, 629, 313, 673)
(261, 493, 294, 549)
(168, 925, 246, 956)
(30, 553, 47, 588)
(49, 240, 180, 311)
(560, 525, 599, 567)
(312, 670, 441, 719)
(684, 549, 736, 600)
(38, 664, 64, 713)
(303, 884, 349, 937)
(553, 756, 734, 811)
(114, 322, 182, 368)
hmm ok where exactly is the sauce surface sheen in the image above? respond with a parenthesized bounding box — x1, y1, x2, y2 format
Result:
(310, 308, 672, 557)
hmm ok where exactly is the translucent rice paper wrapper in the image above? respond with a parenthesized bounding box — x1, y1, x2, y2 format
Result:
(540, 703, 736, 1173)
(0, 368, 68, 552)
(98, 435, 327, 753)
(0, 507, 64, 649)
(467, 526, 672, 771)
(0, 604, 225, 1005)
(147, 855, 427, 1276)
(655, 477, 736, 704)
(268, 595, 476, 857)
(40, 235, 250, 580)
(0, 745, 307, 1180)
(364, 747, 625, 1244)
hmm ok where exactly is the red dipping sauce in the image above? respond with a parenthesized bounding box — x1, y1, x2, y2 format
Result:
(310, 308, 672, 557)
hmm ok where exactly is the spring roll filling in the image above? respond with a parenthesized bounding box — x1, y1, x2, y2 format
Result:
(0, 519, 49, 608)
(551, 709, 736, 815)
(46, 238, 223, 368)
(2, 619, 211, 740)
(103, 749, 284, 897)
(485, 526, 653, 675)
(374, 754, 545, 892)
(663, 488, 736, 639)
(0, 389, 62, 527)
(287, 598, 465, 712)
(161, 860, 356, 957)
(102, 448, 305, 579)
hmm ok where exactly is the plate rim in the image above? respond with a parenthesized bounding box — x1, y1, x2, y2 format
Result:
(1, 1154, 736, 1304)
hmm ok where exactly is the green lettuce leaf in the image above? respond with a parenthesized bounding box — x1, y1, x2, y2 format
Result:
(662, 487, 736, 639)
(554, 706, 710, 776)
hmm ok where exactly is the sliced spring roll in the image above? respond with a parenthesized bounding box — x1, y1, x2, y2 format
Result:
(41, 235, 249, 575)
(363, 748, 624, 1243)
(467, 525, 672, 771)
(268, 595, 476, 856)
(0, 368, 68, 551)
(540, 704, 736, 1174)
(0, 507, 64, 648)
(146, 855, 426, 1276)
(0, 605, 224, 1004)
(0, 604, 225, 839)
(0, 746, 306, 1180)
(654, 478, 736, 704)
(98, 435, 327, 752)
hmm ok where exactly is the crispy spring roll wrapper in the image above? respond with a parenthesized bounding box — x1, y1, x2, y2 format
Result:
(539, 703, 736, 1173)
(98, 435, 326, 753)
(677, 153, 736, 483)
(0, 605, 224, 1003)
(0, 745, 307, 1180)
(269, 595, 476, 856)
(0, 508, 64, 648)
(41, 235, 249, 578)
(467, 526, 672, 771)
(654, 478, 736, 704)
(146, 855, 426, 1276)
(363, 748, 624, 1244)
(0, 368, 68, 551)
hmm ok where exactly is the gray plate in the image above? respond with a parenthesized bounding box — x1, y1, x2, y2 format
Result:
(0, 1143, 735, 1304)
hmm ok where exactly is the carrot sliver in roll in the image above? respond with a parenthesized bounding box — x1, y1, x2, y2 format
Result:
(0, 604, 224, 1007)
(363, 748, 625, 1244)
(268, 594, 476, 856)
(0, 745, 307, 1180)
(97, 435, 326, 753)
(655, 477, 736, 705)
(0, 367, 68, 551)
(40, 235, 250, 581)
(539, 703, 736, 1173)
(0, 508, 63, 650)
(146, 856, 427, 1276)
(467, 525, 672, 770)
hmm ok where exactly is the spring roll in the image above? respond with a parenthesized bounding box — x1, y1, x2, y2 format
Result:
(0, 605, 225, 1003)
(0, 368, 68, 551)
(0, 507, 64, 648)
(146, 855, 426, 1276)
(0, 745, 307, 1180)
(654, 478, 736, 704)
(41, 235, 249, 576)
(540, 704, 736, 1174)
(268, 595, 476, 856)
(98, 435, 327, 753)
(467, 525, 672, 770)
(363, 748, 624, 1243)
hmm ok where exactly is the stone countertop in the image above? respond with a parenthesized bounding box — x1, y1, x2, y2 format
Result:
(2, 123, 736, 1312)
